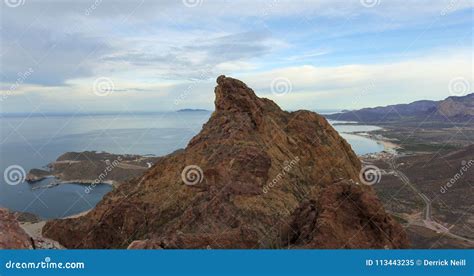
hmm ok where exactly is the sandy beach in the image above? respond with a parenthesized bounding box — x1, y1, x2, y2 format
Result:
(353, 131, 401, 154)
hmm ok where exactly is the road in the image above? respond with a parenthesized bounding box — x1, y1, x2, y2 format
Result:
(387, 157, 474, 245)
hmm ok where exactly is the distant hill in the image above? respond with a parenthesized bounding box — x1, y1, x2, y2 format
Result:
(326, 93, 474, 123)
(176, 108, 210, 112)
(437, 94, 474, 119)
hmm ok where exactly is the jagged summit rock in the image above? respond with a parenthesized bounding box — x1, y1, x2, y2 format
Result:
(43, 76, 409, 249)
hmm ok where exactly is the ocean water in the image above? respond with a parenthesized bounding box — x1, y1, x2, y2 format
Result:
(0, 112, 383, 219)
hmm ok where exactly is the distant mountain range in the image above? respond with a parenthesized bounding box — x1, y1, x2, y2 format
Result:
(176, 108, 210, 112)
(326, 93, 474, 123)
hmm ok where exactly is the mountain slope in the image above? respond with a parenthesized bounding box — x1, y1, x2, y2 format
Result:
(437, 94, 474, 118)
(43, 76, 409, 249)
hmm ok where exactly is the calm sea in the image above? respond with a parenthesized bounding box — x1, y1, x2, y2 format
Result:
(0, 112, 383, 219)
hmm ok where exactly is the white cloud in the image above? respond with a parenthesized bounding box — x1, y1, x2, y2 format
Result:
(4, 48, 471, 113)
(240, 49, 473, 110)
(1, 0, 472, 113)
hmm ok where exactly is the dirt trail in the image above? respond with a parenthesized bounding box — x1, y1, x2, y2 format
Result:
(387, 157, 474, 246)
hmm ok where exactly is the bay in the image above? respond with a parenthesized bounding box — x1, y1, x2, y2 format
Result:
(0, 112, 384, 218)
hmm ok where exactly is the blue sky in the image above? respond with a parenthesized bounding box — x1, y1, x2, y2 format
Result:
(0, 0, 472, 113)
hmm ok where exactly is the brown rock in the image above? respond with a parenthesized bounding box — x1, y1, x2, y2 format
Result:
(281, 181, 408, 248)
(127, 240, 162, 249)
(43, 76, 409, 249)
(0, 208, 33, 249)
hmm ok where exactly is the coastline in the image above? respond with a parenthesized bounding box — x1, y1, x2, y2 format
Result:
(330, 119, 400, 155)
(19, 220, 65, 249)
(64, 209, 91, 219)
(351, 131, 401, 155)
(17, 202, 94, 249)
(30, 178, 118, 191)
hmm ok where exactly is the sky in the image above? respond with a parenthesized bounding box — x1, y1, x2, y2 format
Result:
(0, 0, 473, 113)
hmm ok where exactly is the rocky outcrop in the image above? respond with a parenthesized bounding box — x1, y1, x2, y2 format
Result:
(0, 209, 64, 249)
(281, 181, 408, 248)
(0, 208, 33, 249)
(43, 76, 409, 249)
(26, 168, 52, 183)
(26, 151, 161, 187)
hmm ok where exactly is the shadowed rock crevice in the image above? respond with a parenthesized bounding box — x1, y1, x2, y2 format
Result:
(43, 76, 409, 249)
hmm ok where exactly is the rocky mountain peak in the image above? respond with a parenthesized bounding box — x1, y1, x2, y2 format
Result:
(214, 75, 275, 116)
(44, 76, 409, 249)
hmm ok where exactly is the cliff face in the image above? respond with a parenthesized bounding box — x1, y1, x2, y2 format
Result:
(44, 76, 409, 249)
